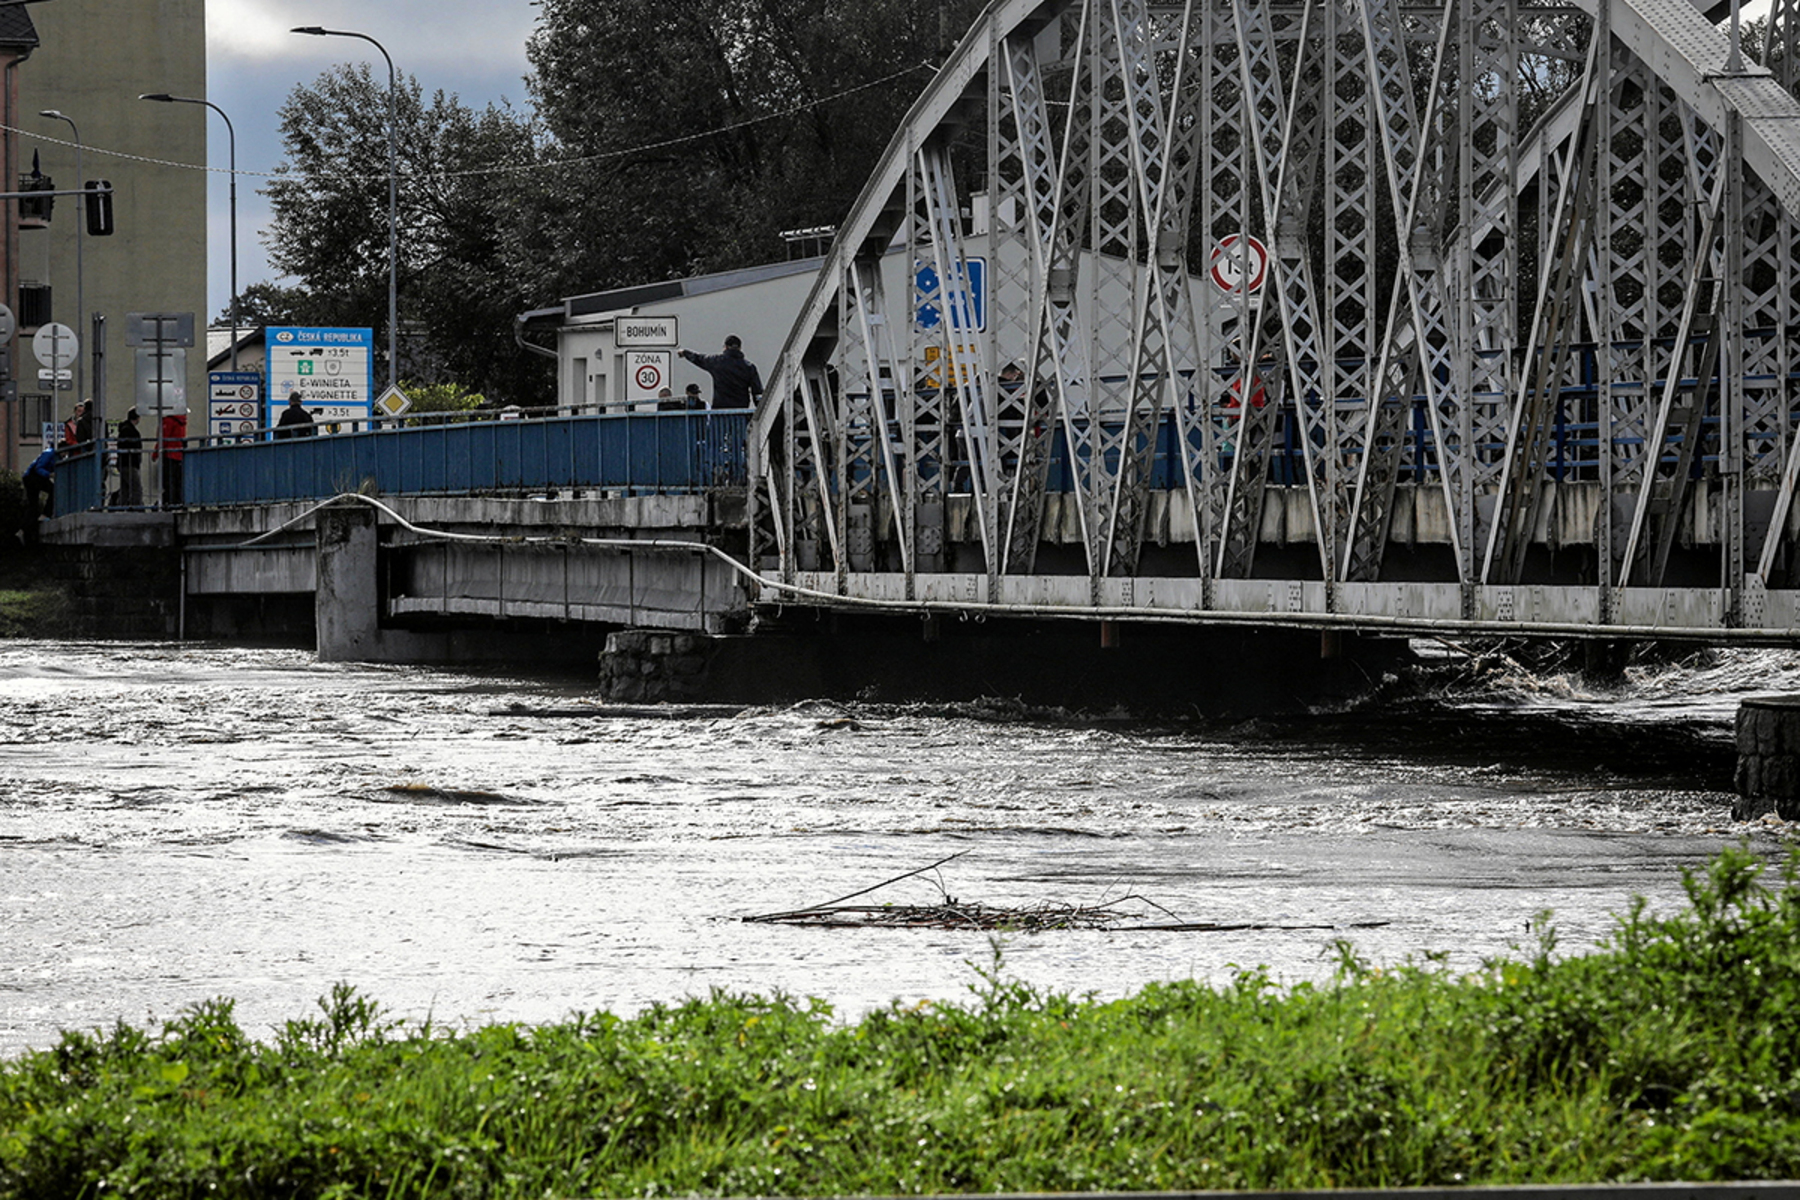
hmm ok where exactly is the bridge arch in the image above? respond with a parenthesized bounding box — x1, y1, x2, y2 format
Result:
(751, 0, 1800, 634)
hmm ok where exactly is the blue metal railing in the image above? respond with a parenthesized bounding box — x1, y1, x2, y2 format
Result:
(172, 410, 750, 507)
(44, 367, 1772, 515)
(48, 443, 104, 517)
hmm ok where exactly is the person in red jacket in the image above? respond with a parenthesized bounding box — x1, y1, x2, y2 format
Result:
(61, 400, 89, 447)
(152, 411, 187, 506)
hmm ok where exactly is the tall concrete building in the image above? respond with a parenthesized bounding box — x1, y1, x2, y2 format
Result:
(0, 8, 39, 467)
(10, 0, 206, 470)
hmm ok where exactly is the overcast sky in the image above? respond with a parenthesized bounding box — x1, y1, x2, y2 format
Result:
(207, 0, 539, 319)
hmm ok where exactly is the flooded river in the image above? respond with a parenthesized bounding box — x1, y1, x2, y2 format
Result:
(0, 637, 1787, 1056)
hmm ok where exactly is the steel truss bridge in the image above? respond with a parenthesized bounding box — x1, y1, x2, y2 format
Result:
(748, 0, 1800, 641)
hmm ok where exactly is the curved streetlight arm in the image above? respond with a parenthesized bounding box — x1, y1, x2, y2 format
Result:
(291, 27, 394, 81)
(37, 108, 76, 138)
(139, 93, 238, 370)
(292, 26, 398, 392)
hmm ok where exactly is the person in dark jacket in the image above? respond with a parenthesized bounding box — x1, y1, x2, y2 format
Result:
(115, 408, 143, 506)
(678, 335, 763, 410)
(275, 391, 316, 439)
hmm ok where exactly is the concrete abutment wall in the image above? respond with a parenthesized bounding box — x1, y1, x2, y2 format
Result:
(1735, 696, 1800, 820)
(34, 512, 183, 638)
(44, 544, 181, 638)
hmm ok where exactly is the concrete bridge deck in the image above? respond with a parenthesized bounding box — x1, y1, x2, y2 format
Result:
(37, 407, 1800, 659)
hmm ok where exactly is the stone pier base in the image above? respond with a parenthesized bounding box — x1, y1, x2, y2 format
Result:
(599, 630, 715, 701)
(597, 620, 1410, 714)
(1734, 696, 1800, 820)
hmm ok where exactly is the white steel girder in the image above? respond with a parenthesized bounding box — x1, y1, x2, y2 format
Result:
(747, 0, 1800, 618)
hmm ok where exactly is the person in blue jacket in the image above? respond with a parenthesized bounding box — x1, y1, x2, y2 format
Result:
(22, 445, 54, 537)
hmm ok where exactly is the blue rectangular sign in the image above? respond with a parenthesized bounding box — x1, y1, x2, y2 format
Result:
(208, 370, 264, 441)
(914, 257, 987, 333)
(265, 327, 375, 433)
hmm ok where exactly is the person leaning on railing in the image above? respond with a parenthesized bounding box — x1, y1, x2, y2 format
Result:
(22, 444, 53, 533)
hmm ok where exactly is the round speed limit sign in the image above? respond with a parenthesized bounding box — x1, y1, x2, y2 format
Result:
(626, 350, 673, 401)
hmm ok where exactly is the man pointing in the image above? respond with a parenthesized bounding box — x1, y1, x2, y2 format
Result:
(678, 334, 763, 410)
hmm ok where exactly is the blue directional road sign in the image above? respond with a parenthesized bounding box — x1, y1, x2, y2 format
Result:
(265, 327, 374, 434)
(914, 257, 987, 332)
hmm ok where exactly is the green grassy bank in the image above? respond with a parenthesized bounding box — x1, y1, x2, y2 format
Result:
(5, 848, 1800, 1198)
(0, 467, 70, 637)
(0, 583, 66, 637)
(0, 546, 67, 637)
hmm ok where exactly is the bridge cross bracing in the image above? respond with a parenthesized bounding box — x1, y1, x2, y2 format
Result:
(748, 0, 1800, 639)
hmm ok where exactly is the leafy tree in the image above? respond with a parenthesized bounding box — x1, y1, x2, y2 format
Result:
(398, 379, 486, 425)
(262, 64, 552, 404)
(216, 281, 323, 329)
(520, 0, 979, 301)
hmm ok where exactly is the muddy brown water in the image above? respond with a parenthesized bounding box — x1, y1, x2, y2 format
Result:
(0, 638, 1783, 1056)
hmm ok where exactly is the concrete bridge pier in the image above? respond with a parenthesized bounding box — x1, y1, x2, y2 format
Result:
(315, 502, 382, 663)
(1734, 696, 1800, 820)
(314, 502, 490, 665)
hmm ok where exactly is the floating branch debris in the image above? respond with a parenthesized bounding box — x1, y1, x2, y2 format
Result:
(748, 900, 1150, 931)
(742, 853, 1390, 933)
(485, 702, 746, 719)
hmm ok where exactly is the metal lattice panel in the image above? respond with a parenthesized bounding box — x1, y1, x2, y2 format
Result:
(1461, 0, 1518, 515)
(743, 0, 1800, 624)
(991, 26, 1055, 576)
(1234, 0, 1333, 580)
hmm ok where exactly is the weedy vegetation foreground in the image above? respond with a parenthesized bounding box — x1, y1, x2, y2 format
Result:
(5, 847, 1800, 1197)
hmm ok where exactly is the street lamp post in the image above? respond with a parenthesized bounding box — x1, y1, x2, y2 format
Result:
(292, 25, 398, 395)
(38, 110, 81, 411)
(140, 93, 237, 371)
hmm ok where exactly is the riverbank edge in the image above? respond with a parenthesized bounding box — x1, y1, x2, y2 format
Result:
(4, 847, 1800, 1198)
(0, 549, 69, 637)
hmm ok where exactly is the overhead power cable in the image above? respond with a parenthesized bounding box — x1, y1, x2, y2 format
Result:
(0, 60, 937, 184)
